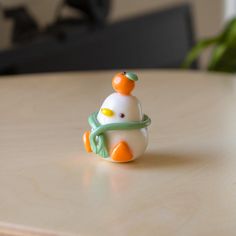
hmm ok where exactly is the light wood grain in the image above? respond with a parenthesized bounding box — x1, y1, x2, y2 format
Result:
(0, 70, 236, 236)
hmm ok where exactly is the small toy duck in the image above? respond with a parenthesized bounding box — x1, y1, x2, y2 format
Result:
(83, 72, 151, 162)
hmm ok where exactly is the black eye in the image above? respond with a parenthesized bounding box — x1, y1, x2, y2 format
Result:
(120, 113, 125, 118)
(123, 71, 127, 75)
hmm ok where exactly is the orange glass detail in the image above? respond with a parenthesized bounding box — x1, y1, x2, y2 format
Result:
(111, 141, 133, 162)
(112, 72, 135, 95)
(83, 131, 92, 152)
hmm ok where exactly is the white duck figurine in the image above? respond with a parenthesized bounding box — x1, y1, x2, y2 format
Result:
(83, 72, 151, 162)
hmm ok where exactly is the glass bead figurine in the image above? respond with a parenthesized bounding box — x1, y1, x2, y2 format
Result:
(83, 72, 151, 162)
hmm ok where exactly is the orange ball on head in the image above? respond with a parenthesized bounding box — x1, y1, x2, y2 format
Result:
(112, 72, 136, 95)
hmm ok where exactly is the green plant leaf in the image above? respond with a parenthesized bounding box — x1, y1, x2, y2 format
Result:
(182, 18, 236, 72)
(208, 43, 227, 70)
(208, 44, 236, 72)
(182, 37, 219, 68)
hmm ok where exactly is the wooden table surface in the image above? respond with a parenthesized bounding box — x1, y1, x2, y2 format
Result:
(0, 70, 236, 236)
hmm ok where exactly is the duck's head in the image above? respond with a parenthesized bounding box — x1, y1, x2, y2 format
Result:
(97, 93, 142, 125)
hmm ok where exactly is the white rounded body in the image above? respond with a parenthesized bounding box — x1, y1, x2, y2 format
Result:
(104, 129, 148, 162)
(96, 92, 149, 162)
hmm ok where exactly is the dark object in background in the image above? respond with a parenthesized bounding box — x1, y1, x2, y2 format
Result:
(64, 0, 110, 24)
(4, 6, 39, 44)
(3, 0, 111, 45)
(0, 4, 196, 75)
(45, 0, 111, 43)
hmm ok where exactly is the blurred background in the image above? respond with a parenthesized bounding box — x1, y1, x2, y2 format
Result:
(0, 0, 235, 75)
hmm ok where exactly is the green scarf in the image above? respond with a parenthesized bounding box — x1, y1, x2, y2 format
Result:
(88, 111, 151, 158)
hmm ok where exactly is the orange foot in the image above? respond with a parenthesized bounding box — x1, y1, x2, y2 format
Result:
(111, 141, 133, 162)
(83, 131, 92, 153)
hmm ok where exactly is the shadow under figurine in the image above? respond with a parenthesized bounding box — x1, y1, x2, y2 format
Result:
(83, 72, 151, 162)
